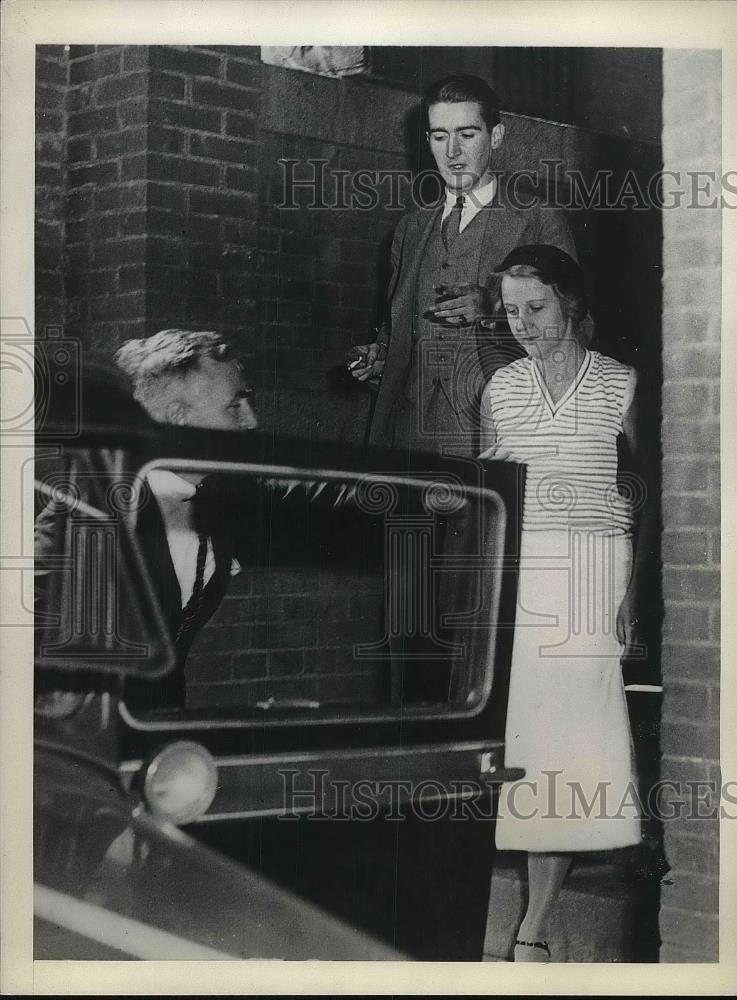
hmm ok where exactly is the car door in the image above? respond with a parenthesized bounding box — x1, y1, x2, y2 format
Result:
(35, 423, 525, 959)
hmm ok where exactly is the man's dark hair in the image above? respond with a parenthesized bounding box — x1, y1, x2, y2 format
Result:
(423, 75, 502, 131)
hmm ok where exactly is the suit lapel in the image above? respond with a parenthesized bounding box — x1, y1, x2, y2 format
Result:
(477, 175, 527, 276)
(135, 493, 182, 634)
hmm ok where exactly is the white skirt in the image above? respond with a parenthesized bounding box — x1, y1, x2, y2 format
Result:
(495, 529, 641, 852)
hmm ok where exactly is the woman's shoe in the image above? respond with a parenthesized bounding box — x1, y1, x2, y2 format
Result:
(514, 938, 551, 962)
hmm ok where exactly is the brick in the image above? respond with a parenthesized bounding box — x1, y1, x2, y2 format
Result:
(95, 71, 149, 105)
(662, 604, 711, 642)
(36, 164, 63, 187)
(68, 161, 120, 188)
(148, 71, 187, 101)
(662, 493, 720, 529)
(661, 643, 720, 684)
(118, 264, 146, 292)
(660, 388, 712, 420)
(148, 182, 187, 212)
(64, 270, 90, 298)
(95, 183, 147, 212)
(36, 109, 63, 133)
(661, 528, 709, 567)
(178, 214, 222, 243)
(147, 124, 186, 154)
(122, 47, 149, 72)
(202, 46, 261, 60)
(189, 189, 257, 218)
(36, 220, 63, 245)
(665, 344, 720, 379)
(660, 420, 719, 457)
(64, 83, 95, 114)
(190, 133, 256, 165)
(190, 243, 229, 269)
(314, 671, 382, 704)
(187, 652, 236, 683)
(661, 681, 710, 721)
(96, 127, 147, 159)
(67, 45, 96, 59)
(117, 98, 149, 127)
(268, 650, 305, 678)
(67, 136, 93, 163)
(89, 292, 146, 321)
(664, 833, 719, 877)
(662, 568, 720, 602)
(316, 620, 381, 646)
(69, 49, 122, 84)
(36, 84, 65, 111)
(252, 623, 318, 649)
(148, 153, 221, 187)
(660, 720, 719, 760)
(92, 238, 146, 267)
(223, 164, 258, 191)
(224, 111, 257, 141)
(149, 45, 222, 78)
(35, 242, 64, 271)
(145, 236, 186, 266)
(710, 605, 720, 642)
(150, 98, 222, 133)
(224, 60, 262, 90)
(36, 133, 65, 161)
(661, 457, 709, 493)
(67, 106, 118, 136)
(36, 55, 67, 87)
(659, 942, 716, 964)
(121, 154, 147, 181)
(192, 79, 258, 112)
(659, 906, 718, 957)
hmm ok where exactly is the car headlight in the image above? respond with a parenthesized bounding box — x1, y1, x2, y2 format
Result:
(143, 741, 217, 825)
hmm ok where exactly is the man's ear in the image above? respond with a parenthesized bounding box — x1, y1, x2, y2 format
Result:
(490, 122, 505, 149)
(165, 399, 188, 426)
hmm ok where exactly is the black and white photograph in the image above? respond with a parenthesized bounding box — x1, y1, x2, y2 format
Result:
(1, 0, 735, 994)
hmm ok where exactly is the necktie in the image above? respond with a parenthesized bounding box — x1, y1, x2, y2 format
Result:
(442, 194, 464, 250)
(175, 532, 208, 654)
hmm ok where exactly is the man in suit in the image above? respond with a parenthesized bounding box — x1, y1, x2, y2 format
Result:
(350, 75, 576, 458)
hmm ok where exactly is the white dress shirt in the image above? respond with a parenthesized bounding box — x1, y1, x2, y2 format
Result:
(441, 175, 498, 234)
(146, 469, 241, 608)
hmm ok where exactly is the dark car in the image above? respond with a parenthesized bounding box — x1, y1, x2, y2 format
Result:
(34, 361, 525, 961)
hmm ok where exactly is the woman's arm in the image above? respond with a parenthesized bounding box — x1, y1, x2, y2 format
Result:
(617, 368, 657, 650)
(478, 383, 498, 458)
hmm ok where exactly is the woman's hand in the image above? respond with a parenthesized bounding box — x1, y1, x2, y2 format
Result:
(616, 587, 640, 651)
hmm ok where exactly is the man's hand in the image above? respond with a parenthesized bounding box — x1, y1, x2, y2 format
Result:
(348, 342, 386, 382)
(477, 443, 523, 463)
(432, 284, 492, 325)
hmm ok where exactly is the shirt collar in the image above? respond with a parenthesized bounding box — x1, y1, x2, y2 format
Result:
(146, 468, 196, 501)
(444, 175, 498, 210)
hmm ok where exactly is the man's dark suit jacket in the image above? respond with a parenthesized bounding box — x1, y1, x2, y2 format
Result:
(369, 178, 577, 451)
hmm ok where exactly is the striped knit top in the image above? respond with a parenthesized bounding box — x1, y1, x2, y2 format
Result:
(483, 350, 636, 534)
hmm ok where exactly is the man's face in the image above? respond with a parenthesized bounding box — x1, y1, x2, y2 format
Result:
(427, 101, 502, 194)
(172, 356, 258, 431)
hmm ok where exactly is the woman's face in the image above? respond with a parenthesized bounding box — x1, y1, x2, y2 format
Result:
(501, 275, 570, 353)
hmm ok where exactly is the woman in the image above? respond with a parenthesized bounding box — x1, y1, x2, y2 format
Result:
(479, 245, 647, 962)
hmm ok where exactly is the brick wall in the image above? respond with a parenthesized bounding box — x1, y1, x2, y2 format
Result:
(659, 49, 721, 962)
(36, 46, 68, 332)
(36, 46, 666, 759)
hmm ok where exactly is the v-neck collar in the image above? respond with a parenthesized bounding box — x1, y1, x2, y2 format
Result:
(530, 350, 591, 417)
